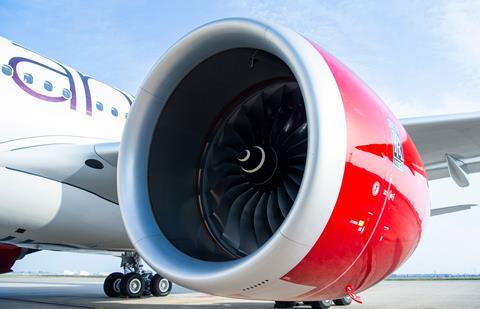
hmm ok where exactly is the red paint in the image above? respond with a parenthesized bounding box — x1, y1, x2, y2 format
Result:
(0, 244, 21, 274)
(346, 285, 363, 304)
(281, 44, 430, 300)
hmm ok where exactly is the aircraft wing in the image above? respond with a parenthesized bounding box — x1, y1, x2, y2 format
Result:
(430, 204, 478, 216)
(402, 112, 480, 216)
(401, 112, 480, 186)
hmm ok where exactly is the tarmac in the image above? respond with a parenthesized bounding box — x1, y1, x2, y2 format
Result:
(0, 276, 479, 308)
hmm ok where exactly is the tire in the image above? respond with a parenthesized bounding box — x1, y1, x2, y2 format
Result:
(333, 296, 353, 306)
(304, 300, 332, 309)
(103, 272, 123, 297)
(120, 272, 145, 298)
(150, 274, 172, 297)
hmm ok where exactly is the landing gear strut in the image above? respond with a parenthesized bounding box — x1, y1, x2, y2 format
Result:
(103, 252, 173, 298)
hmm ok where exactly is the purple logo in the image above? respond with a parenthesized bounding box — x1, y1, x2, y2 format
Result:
(9, 56, 78, 111)
(6, 43, 132, 116)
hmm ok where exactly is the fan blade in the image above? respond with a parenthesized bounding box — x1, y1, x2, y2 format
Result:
(208, 173, 246, 195)
(289, 164, 305, 173)
(286, 138, 307, 154)
(288, 152, 307, 162)
(245, 95, 265, 144)
(222, 188, 255, 249)
(281, 108, 297, 135)
(253, 192, 272, 246)
(282, 122, 307, 148)
(209, 161, 241, 179)
(219, 123, 246, 148)
(210, 144, 239, 165)
(265, 85, 286, 113)
(266, 191, 283, 232)
(229, 108, 256, 145)
(283, 178, 299, 202)
(287, 173, 303, 186)
(214, 182, 251, 223)
(276, 186, 292, 218)
(266, 86, 286, 143)
(239, 191, 262, 253)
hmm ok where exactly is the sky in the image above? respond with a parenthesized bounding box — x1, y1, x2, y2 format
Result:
(1, 0, 480, 275)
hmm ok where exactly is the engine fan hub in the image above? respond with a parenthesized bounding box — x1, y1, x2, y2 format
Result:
(238, 146, 278, 185)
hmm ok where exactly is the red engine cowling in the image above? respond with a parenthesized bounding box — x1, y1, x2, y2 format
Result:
(118, 18, 429, 301)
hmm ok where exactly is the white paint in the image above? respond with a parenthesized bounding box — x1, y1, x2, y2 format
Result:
(0, 36, 133, 252)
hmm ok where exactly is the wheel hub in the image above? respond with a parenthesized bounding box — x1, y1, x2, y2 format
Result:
(159, 278, 170, 293)
(129, 278, 142, 294)
(113, 278, 121, 293)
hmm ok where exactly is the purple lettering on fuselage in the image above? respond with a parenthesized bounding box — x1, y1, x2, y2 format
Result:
(7, 41, 133, 116)
(76, 72, 133, 116)
(8, 57, 77, 111)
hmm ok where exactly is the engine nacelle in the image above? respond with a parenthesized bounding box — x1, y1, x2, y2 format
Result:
(118, 18, 429, 301)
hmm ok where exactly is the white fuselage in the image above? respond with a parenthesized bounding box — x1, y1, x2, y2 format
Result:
(0, 36, 133, 252)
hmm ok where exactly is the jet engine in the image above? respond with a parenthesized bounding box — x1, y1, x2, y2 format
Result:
(118, 18, 430, 301)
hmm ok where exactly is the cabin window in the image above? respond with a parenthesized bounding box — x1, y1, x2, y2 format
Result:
(125, 113, 128, 119)
(62, 88, 72, 99)
(111, 107, 118, 117)
(96, 101, 104, 111)
(23, 73, 33, 84)
(1, 64, 13, 76)
(44, 81, 53, 92)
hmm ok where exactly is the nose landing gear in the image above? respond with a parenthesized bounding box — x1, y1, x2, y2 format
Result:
(103, 252, 172, 298)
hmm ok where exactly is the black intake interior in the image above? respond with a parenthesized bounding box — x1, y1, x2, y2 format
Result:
(148, 48, 307, 261)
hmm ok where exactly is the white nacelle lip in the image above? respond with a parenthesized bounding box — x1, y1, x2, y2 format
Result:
(118, 18, 346, 296)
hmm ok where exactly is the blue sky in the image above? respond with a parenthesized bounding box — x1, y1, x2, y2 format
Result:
(1, 1, 480, 274)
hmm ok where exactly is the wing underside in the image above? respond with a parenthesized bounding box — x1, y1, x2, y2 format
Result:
(402, 112, 480, 182)
(402, 112, 480, 216)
